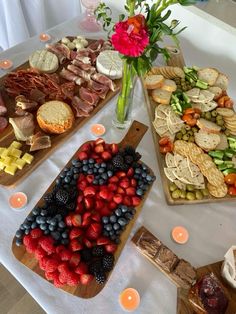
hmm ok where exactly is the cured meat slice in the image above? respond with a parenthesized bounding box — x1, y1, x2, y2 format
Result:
(29, 89, 46, 104)
(67, 64, 92, 81)
(60, 68, 84, 86)
(0, 116, 8, 132)
(15, 95, 38, 110)
(91, 73, 116, 91)
(46, 44, 67, 64)
(0, 91, 7, 116)
(79, 87, 100, 106)
(88, 80, 109, 99)
(71, 96, 93, 117)
(88, 39, 104, 51)
(61, 82, 76, 100)
(9, 113, 35, 141)
(72, 59, 93, 71)
(26, 132, 51, 152)
(75, 56, 91, 64)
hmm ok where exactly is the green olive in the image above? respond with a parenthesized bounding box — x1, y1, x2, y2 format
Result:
(188, 136, 195, 143)
(191, 82, 195, 87)
(224, 129, 231, 136)
(205, 112, 211, 120)
(188, 130, 193, 136)
(183, 134, 190, 141)
(180, 190, 186, 199)
(186, 192, 196, 200)
(176, 132, 183, 140)
(201, 188, 209, 196)
(216, 120, 224, 126)
(211, 117, 216, 123)
(172, 189, 181, 199)
(181, 78, 185, 82)
(192, 127, 198, 133)
(221, 126, 226, 131)
(211, 110, 217, 117)
(185, 125, 191, 131)
(169, 183, 178, 192)
(216, 114, 223, 120)
(186, 184, 195, 191)
(195, 190, 203, 200)
(201, 112, 205, 118)
(181, 127, 187, 135)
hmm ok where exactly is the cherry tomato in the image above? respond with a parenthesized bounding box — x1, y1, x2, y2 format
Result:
(159, 137, 169, 146)
(224, 99, 234, 108)
(224, 173, 236, 185)
(193, 108, 202, 114)
(228, 186, 236, 196)
(160, 144, 172, 154)
(184, 108, 195, 115)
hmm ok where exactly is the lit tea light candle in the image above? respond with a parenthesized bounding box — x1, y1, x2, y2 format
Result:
(171, 226, 189, 244)
(9, 192, 28, 210)
(0, 59, 13, 70)
(39, 33, 51, 42)
(90, 124, 106, 137)
(119, 288, 140, 312)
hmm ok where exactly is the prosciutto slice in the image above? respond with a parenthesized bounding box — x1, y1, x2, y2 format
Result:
(9, 112, 35, 141)
(67, 64, 92, 81)
(60, 68, 84, 86)
(0, 90, 7, 116)
(26, 132, 51, 152)
(91, 73, 116, 92)
(72, 59, 93, 71)
(29, 89, 46, 104)
(15, 95, 38, 111)
(88, 80, 109, 99)
(88, 39, 104, 51)
(79, 87, 100, 106)
(46, 43, 69, 63)
(71, 96, 93, 117)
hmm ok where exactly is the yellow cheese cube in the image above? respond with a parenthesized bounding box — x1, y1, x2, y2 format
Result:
(1, 148, 9, 159)
(12, 158, 26, 170)
(0, 148, 4, 156)
(0, 159, 5, 170)
(4, 164, 18, 175)
(10, 148, 22, 158)
(9, 141, 22, 149)
(3, 156, 13, 166)
(22, 153, 34, 164)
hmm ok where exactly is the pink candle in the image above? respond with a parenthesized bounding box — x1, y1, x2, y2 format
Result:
(9, 192, 28, 210)
(39, 33, 51, 42)
(0, 59, 13, 70)
(90, 124, 106, 136)
(171, 226, 189, 244)
(119, 288, 140, 312)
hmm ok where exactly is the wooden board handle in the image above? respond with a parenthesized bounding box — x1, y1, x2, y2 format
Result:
(119, 120, 148, 149)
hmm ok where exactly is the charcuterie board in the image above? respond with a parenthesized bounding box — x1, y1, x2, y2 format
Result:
(12, 121, 156, 298)
(142, 65, 236, 205)
(0, 38, 121, 188)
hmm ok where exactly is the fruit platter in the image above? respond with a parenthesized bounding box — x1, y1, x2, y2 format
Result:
(143, 65, 236, 204)
(0, 36, 122, 188)
(12, 121, 156, 298)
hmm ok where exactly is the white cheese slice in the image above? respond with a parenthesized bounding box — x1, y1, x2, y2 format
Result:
(29, 50, 59, 73)
(96, 50, 123, 79)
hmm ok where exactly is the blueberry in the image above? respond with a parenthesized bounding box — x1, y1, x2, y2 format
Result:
(89, 158, 95, 164)
(40, 223, 47, 230)
(26, 214, 35, 222)
(113, 223, 120, 231)
(142, 172, 147, 178)
(134, 174, 139, 179)
(54, 214, 62, 221)
(110, 235, 117, 241)
(146, 175, 153, 182)
(56, 178, 61, 185)
(105, 224, 112, 231)
(44, 230, 50, 235)
(70, 180, 76, 185)
(99, 179, 105, 185)
(101, 162, 106, 168)
(20, 224, 25, 230)
(93, 169, 98, 174)
(82, 165, 89, 172)
(98, 168, 105, 174)
(118, 218, 127, 226)
(15, 238, 23, 246)
(73, 174, 79, 180)
(83, 159, 88, 165)
(93, 180, 99, 185)
(121, 205, 128, 213)
(115, 230, 122, 235)
(102, 216, 109, 224)
(49, 225, 55, 231)
(95, 175, 100, 180)
(46, 217, 52, 224)
(101, 173, 108, 180)
(114, 238, 121, 244)
(58, 221, 66, 228)
(51, 231, 61, 240)
(115, 208, 122, 217)
(64, 167, 69, 172)
(36, 216, 42, 224)
(73, 168, 80, 174)
(62, 232, 68, 239)
(103, 230, 109, 237)
(60, 172, 66, 178)
(15, 229, 24, 238)
(72, 159, 78, 165)
(75, 162, 82, 168)
(107, 170, 113, 177)
(64, 177, 71, 183)
(61, 239, 69, 245)
(31, 222, 38, 229)
(95, 163, 100, 169)
(109, 215, 117, 223)
(23, 222, 31, 229)
(32, 207, 40, 215)
(125, 213, 133, 220)
(109, 230, 115, 236)
(136, 189, 144, 196)
(142, 164, 147, 170)
(50, 218, 57, 226)
(40, 209, 48, 216)
(135, 168, 141, 174)
(87, 169, 93, 175)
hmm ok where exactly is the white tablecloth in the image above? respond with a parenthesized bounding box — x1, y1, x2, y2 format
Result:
(0, 4, 236, 314)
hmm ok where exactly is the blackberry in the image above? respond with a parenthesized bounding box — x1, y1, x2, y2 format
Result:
(69, 189, 78, 200)
(107, 163, 115, 172)
(66, 202, 76, 212)
(95, 271, 106, 284)
(56, 189, 69, 205)
(112, 154, 124, 168)
(124, 146, 135, 156)
(89, 259, 102, 274)
(125, 155, 134, 165)
(102, 254, 114, 271)
(81, 249, 92, 262)
(92, 246, 105, 257)
(43, 192, 55, 203)
(134, 152, 142, 161)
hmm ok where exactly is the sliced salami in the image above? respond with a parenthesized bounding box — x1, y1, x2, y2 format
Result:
(0, 91, 7, 116)
(0, 116, 8, 132)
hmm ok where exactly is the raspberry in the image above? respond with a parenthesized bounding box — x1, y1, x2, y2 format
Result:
(25, 239, 38, 253)
(59, 272, 68, 284)
(45, 270, 59, 281)
(66, 272, 80, 287)
(58, 262, 70, 275)
(30, 228, 43, 239)
(23, 234, 32, 247)
(39, 256, 50, 270)
(53, 277, 64, 288)
(35, 247, 47, 260)
(45, 258, 60, 273)
(56, 245, 65, 254)
(60, 249, 72, 261)
(39, 236, 55, 254)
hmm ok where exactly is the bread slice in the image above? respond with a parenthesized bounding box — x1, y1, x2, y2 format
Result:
(214, 73, 229, 91)
(161, 79, 177, 92)
(143, 75, 164, 89)
(37, 101, 75, 134)
(194, 130, 221, 151)
(29, 50, 59, 73)
(197, 68, 219, 86)
(152, 88, 171, 105)
(196, 118, 221, 134)
(208, 86, 223, 99)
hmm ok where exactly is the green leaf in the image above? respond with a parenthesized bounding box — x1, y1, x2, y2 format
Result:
(159, 23, 172, 35)
(178, 0, 197, 5)
(150, 49, 159, 62)
(156, 10, 172, 22)
(119, 14, 125, 21)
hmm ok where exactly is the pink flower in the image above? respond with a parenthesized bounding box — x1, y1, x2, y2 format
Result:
(111, 15, 149, 57)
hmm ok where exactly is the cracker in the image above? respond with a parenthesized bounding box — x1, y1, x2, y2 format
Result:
(216, 108, 234, 117)
(207, 182, 228, 198)
(206, 168, 224, 186)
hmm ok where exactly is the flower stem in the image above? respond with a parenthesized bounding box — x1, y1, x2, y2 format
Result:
(127, 0, 135, 16)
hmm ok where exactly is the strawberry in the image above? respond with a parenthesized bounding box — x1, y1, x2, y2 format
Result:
(127, 167, 134, 178)
(30, 228, 43, 239)
(35, 247, 46, 260)
(39, 237, 55, 254)
(126, 187, 136, 196)
(75, 203, 84, 213)
(84, 197, 94, 210)
(116, 171, 126, 178)
(77, 151, 88, 160)
(94, 144, 104, 154)
(45, 258, 60, 273)
(117, 187, 125, 195)
(110, 143, 119, 155)
(109, 176, 119, 183)
(84, 186, 96, 197)
(65, 214, 73, 227)
(98, 206, 111, 217)
(69, 252, 81, 268)
(91, 223, 102, 234)
(60, 249, 73, 261)
(86, 226, 100, 240)
(70, 239, 83, 252)
(75, 262, 88, 275)
(108, 183, 117, 192)
(91, 212, 101, 222)
(96, 158, 103, 163)
(123, 196, 132, 206)
(105, 243, 117, 253)
(82, 212, 92, 221)
(108, 201, 117, 210)
(83, 238, 93, 248)
(90, 153, 100, 160)
(69, 228, 83, 240)
(104, 143, 110, 151)
(77, 179, 88, 190)
(86, 174, 94, 184)
(106, 192, 114, 202)
(101, 151, 112, 160)
(132, 196, 141, 206)
(82, 218, 91, 227)
(45, 270, 59, 281)
(71, 214, 82, 227)
(130, 178, 137, 187)
(67, 272, 80, 287)
(80, 143, 92, 152)
(119, 179, 130, 189)
(95, 138, 105, 145)
(99, 189, 110, 200)
(113, 194, 123, 204)
(55, 245, 65, 254)
(95, 200, 104, 210)
(97, 236, 110, 245)
(80, 274, 94, 285)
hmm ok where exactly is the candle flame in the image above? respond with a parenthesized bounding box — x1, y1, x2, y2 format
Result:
(17, 198, 21, 202)
(128, 296, 132, 300)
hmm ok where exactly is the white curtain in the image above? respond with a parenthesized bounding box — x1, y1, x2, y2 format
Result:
(0, 0, 81, 50)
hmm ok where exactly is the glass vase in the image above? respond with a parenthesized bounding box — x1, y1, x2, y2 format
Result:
(112, 60, 136, 129)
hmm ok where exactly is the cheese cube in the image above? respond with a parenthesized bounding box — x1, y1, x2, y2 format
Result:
(9, 141, 22, 149)
(5, 164, 18, 175)
(10, 148, 22, 158)
(0, 159, 5, 170)
(3, 156, 13, 166)
(22, 153, 34, 164)
(1, 148, 9, 159)
(0, 148, 4, 156)
(12, 158, 26, 170)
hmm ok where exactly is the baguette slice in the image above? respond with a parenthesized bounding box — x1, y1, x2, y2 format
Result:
(208, 86, 223, 99)
(161, 79, 177, 92)
(197, 68, 219, 86)
(143, 75, 164, 89)
(194, 130, 220, 151)
(196, 118, 221, 134)
(215, 133, 228, 150)
(152, 88, 171, 105)
(214, 73, 229, 91)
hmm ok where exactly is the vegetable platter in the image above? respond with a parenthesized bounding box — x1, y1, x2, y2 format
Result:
(143, 65, 236, 204)
(0, 36, 122, 188)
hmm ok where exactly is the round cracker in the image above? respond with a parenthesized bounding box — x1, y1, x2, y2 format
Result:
(206, 168, 224, 186)
(216, 108, 234, 117)
(207, 182, 228, 198)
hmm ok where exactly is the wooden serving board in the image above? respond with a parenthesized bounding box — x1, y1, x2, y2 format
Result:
(12, 120, 155, 298)
(143, 81, 236, 205)
(0, 38, 121, 188)
(177, 261, 236, 314)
